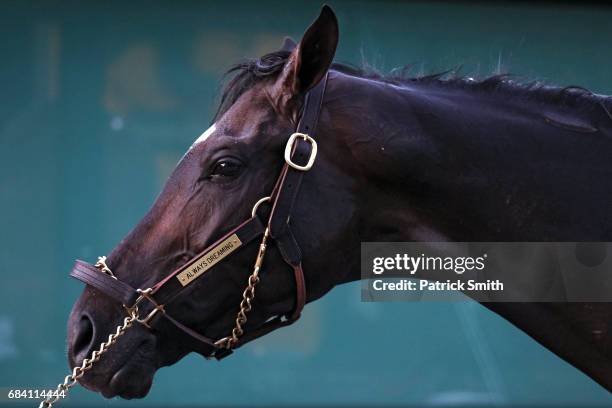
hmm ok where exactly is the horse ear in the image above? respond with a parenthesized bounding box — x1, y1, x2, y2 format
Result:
(280, 37, 297, 52)
(273, 5, 338, 111)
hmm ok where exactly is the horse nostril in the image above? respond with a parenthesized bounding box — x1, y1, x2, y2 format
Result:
(73, 314, 95, 363)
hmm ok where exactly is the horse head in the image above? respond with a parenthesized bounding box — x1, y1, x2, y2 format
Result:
(64, 6, 368, 399)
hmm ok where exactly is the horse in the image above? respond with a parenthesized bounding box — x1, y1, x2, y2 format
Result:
(65, 5, 612, 400)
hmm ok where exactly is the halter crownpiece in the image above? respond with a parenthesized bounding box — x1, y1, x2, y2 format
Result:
(67, 72, 329, 361)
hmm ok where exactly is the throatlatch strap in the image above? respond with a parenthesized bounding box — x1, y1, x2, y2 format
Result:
(267, 74, 328, 315)
(269, 75, 328, 241)
(216, 76, 329, 354)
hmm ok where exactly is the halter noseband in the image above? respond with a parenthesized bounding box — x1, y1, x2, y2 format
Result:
(69, 73, 328, 360)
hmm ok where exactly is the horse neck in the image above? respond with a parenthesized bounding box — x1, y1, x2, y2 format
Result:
(327, 71, 612, 257)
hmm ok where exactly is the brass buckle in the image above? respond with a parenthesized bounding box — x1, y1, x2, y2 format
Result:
(284, 132, 317, 171)
(126, 288, 165, 329)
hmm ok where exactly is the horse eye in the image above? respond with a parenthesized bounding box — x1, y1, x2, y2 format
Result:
(210, 158, 243, 178)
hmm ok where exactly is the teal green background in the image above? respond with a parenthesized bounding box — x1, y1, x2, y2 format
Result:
(1, 0, 611, 406)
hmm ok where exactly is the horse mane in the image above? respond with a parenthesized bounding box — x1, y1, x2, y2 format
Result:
(214, 50, 612, 125)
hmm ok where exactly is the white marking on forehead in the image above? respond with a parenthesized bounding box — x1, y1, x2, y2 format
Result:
(192, 123, 216, 148)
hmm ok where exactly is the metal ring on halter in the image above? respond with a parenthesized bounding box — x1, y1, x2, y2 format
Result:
(251, 196, 271, 218)
(132, 288, 165, 328)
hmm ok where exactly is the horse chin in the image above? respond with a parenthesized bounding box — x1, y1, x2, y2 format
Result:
(106, 359, 156, 399)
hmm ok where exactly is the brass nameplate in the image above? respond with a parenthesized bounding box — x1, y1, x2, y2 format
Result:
(177, 234, 242, 287)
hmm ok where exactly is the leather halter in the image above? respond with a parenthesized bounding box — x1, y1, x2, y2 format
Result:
(70, 73, 328, 360)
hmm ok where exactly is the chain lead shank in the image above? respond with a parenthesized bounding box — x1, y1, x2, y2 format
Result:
(214, 227, 269, 350)
(38, 314, 136, 408)
(40, 220, 272, 406)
